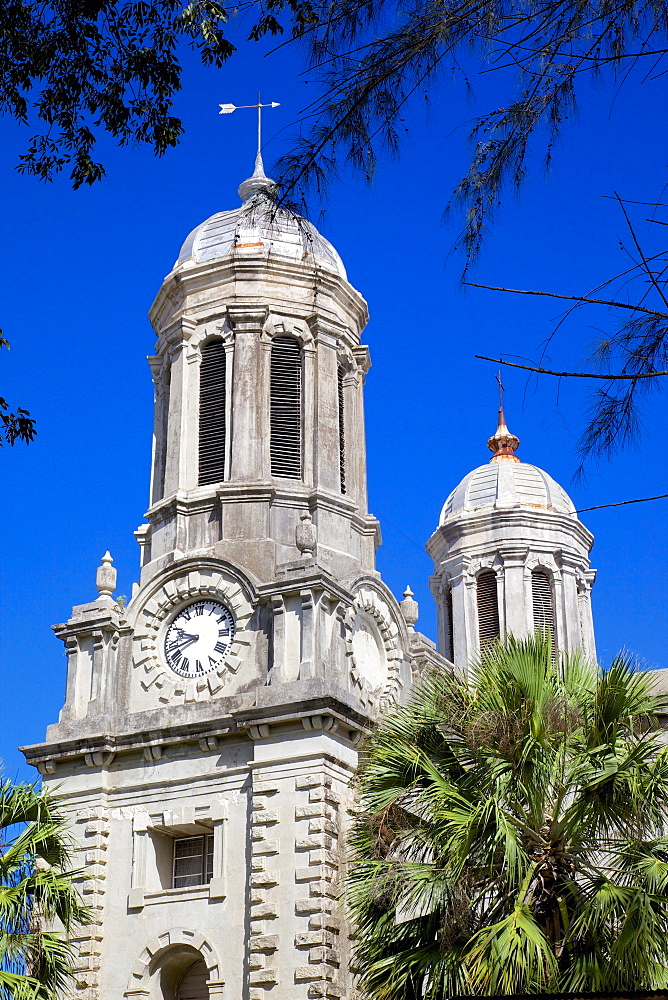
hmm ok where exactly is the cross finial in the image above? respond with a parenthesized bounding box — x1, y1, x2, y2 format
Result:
(496, 369, 505, 410)
(487, 371, 520, 462)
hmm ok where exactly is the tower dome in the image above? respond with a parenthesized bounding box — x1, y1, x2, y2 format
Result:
(440, 458, 576, 521)
(427, 401, 597, 670)
(174, 153, 346, 277)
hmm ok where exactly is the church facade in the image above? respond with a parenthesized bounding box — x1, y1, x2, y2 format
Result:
(21, 156, 596, 1000)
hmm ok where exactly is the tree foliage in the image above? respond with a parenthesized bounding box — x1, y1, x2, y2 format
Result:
(0, 780, 89, 1000)
(0, 0, 319, 189)
(0, 337, 35, 448)
(276, 0, 668, 259)
(347, 635, 668, 998)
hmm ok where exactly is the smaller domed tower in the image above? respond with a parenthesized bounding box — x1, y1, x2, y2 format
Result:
(427, 402, 597, 669)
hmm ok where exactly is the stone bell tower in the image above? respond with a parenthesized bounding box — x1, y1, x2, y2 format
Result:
(22, 156, 447, 1000)
(427, 402, 597, 669)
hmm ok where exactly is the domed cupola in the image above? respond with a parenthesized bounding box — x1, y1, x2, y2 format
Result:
(144, 152, 374, 590)
(427, 400, 597, 670)
(174, 152, 346, 277)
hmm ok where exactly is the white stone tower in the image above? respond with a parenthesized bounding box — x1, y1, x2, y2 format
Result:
(22, 157, 446, 1000)
(427, 402, 597, 668)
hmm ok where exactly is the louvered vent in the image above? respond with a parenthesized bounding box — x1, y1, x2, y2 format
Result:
(338, 364, 346, 494)
(445, 587, 454, 662)
(198, 341, 227, 486)
(477, 571, 500, 647)
(270, 337, 302, 479)
(532, 570, 556, 651)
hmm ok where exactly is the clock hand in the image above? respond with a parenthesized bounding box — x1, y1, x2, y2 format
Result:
(173, 629, 199, 643)
(169, 633, 199, 651)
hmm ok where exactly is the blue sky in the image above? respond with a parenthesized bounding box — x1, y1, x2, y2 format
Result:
(1, 25, 667, 779)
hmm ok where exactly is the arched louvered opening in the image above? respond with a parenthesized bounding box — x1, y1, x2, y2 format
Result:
(198, 341, 227, 486)
(532, 569, 556, 653)
(337, 364, 346, 494)
(444, 587, 454, 662)
(477, 571, 500, 648)
(270, 337, 302, 479)
(176, 959, 209, 1000)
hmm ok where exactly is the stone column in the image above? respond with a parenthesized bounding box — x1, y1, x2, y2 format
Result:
(163, 342, 188, 497)
(501, 547, 529, 638)
(229, 306, 268, 482)
(148, 355, 169, 505)
(313, 325, 341, 494)
(560, 554, 584, 653)
(352, 345, 371, 514)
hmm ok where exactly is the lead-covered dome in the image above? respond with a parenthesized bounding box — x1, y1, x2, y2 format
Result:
(440, 461, 575, 522)
(439, 403, 576, 524)
(174, 154, 346, 278)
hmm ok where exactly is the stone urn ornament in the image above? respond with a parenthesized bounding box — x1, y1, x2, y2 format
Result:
(296, 512, 317, 557)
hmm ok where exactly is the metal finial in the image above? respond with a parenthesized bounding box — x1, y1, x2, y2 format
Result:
(219, 97, 281, 201)
(487, 374, 520, 463)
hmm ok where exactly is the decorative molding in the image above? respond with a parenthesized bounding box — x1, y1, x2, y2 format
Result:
(131, 565, 254, 705)
(343, 586, 403, 711)
(124, 929, 223, 999)
(248, 776, 280, 994)
(293, 772, 342, 997)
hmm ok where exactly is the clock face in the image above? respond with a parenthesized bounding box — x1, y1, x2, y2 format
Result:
(164, 600, 236, 679)
(351, 613, 386, 691)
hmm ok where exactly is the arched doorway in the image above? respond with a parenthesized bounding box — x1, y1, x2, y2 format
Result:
(176, 958, 209, 1000)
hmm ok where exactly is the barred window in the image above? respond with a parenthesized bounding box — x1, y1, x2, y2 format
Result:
(532, 569, 556, 652)
(173, 836, 214, 889)
(477, 571, 500, 648)
(198, 341, 227, 486)
(270, 337, 302, 479)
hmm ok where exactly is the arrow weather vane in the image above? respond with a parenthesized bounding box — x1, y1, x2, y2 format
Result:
(219, 93, 281, 158)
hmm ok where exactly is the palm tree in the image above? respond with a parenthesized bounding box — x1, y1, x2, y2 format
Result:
(347, 634, 668, 998)
(0, 779, 89, 999)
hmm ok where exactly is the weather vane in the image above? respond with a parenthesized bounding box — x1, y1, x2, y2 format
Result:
(219, 94, 281, 159)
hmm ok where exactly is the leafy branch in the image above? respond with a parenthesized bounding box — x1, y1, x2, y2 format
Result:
(0, 336, 35, 447)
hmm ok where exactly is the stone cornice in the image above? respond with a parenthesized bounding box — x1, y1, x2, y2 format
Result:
(149, 255, 369, 341)
(427, 505, 594, 556)
(21, 694, 371, 771)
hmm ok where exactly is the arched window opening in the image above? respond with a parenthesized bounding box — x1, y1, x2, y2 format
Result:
(337, 363, 346, 494)
(199, 341, 227, 486)
(532, 569, 556, 652)
(444, 586, 454, 662)
(270, 337, 302, 479)
(477, 571, 500, 648)
(176, 958, 209, 1000)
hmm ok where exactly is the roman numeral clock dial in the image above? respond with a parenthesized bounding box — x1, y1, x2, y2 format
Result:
(164, 600, 236, 679)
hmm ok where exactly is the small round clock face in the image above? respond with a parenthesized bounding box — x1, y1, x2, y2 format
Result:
(164, 600, 235, 679)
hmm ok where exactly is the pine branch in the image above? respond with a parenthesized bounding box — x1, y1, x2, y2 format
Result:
(464, 282, 668, 318)
(475, 356, 668, 379)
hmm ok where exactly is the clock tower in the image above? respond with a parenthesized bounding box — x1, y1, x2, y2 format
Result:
(22, 157, 447, 1000)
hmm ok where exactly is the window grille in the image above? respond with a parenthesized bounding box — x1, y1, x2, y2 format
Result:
(337, 364, 346, 494)
(532, 570, 556, 651)
(477, 571, 500, 647)
(270, 337, 302, 479)
(445, 587, 454, 662)
(199, 341, 226, 486)
(173, 835, 214, 888)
